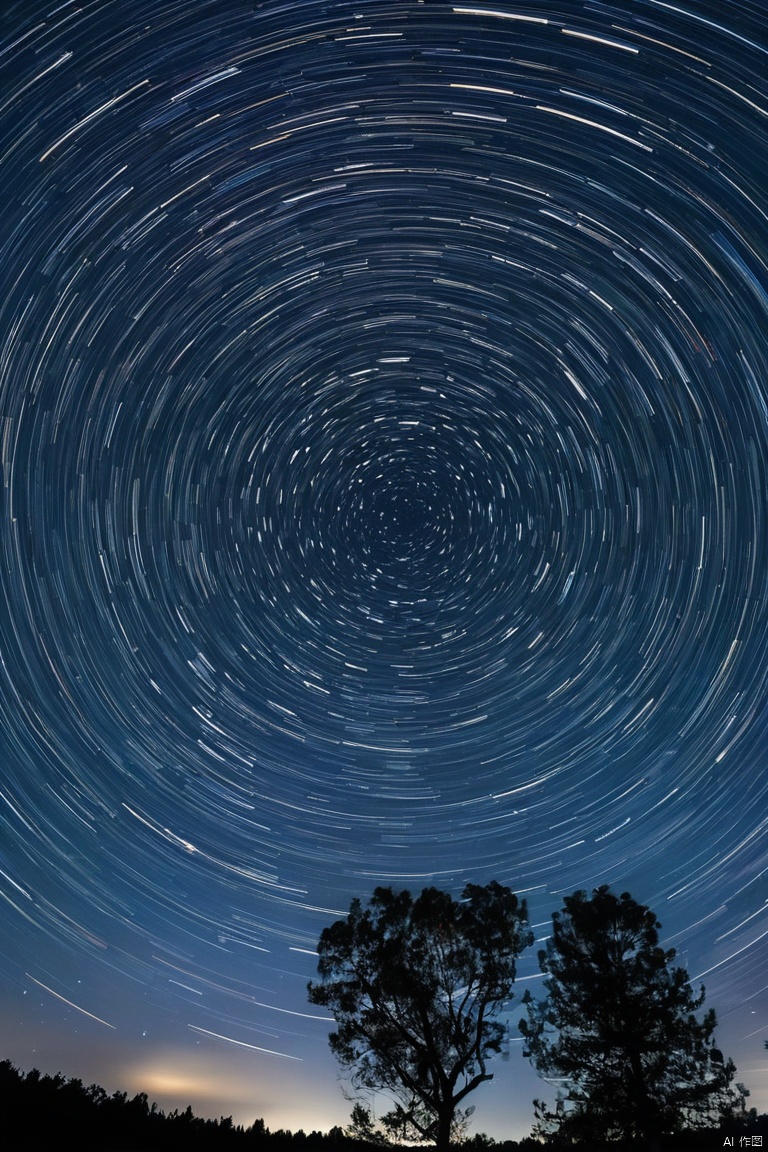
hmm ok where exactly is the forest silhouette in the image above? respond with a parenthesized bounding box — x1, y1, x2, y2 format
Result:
(0, 1057, 766, 1150)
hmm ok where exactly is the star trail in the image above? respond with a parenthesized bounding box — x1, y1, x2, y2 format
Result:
(1, 0, 767, 1137)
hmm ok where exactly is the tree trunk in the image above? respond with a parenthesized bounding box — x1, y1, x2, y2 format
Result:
(434, 1105, 453, 1152)
(627, 1046, 660, 1149)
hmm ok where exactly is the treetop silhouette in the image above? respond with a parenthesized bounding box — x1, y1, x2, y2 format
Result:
(308, 882, 533, 1152)
(520, 886, 748, 1146)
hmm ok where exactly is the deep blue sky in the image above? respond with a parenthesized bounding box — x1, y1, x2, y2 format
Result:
(1, 0, 767, 1139)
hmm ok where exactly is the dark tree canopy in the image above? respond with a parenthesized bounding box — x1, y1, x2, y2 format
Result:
(520, 886, 748, 1146)
(308, 882, 533, 1152)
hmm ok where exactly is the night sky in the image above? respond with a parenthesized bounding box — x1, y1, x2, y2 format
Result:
(1, 0, 767, 1139)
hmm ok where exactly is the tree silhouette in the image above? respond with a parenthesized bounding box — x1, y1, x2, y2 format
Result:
(308, 882, 532, 1152)
(520, 886, 748, 1146)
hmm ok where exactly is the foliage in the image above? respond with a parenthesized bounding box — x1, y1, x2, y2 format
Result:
(308, 883, 533, 1152)
(520, 886, 748, 1145)
(346, 1103, 390, 1145)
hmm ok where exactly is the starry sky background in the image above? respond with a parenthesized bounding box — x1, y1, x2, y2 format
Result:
(1, 0, 767, 1139)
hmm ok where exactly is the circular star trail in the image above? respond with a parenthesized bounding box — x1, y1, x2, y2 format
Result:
(1, 0, 767, 1133)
